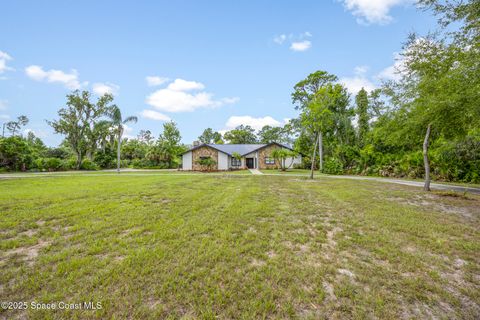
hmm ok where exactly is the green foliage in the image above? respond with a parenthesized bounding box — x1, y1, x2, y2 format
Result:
(94, 149, 116, 169)
(0, 136, 34, 171)
(198, 128, 223, 144)
(80, 158, 99, 170)
(355, 88, 369, 146)
(44, 158, 63, 171)
(6, 115, 29, 136)
(223, 125, 257, 144)
(232, 152, 242, 160)
(323, 158, 344, 175)
(47, 90, 115, 169)
(257, 125, 288, 144)
(195, 157, 216, 171)
(271, 148, 296, 171)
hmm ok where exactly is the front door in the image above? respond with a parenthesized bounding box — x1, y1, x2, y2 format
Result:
(246, 158, 254, 169)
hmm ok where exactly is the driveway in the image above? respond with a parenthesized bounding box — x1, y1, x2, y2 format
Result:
(323, 175, 480, 194)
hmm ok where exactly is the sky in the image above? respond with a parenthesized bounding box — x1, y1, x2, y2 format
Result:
(0, 0, 437, 146)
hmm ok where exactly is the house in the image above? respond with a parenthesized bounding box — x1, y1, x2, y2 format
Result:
(181, 142, 302, 171)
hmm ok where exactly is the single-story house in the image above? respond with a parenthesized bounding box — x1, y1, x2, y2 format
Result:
(181, 142, 302, 171)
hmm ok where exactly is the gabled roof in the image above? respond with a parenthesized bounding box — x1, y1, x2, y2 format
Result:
(182, 142, 294, 156)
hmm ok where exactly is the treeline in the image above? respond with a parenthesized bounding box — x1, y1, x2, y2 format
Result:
(289, 0, 480, 183)
(1, 0, 478, 183)
(0, 91, 187, 172)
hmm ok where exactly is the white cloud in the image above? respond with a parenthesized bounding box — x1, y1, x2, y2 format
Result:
(0, 51, 14, 74)
(146, 78, 238, 113)
(340, 65, 377, 94)
(167, 79, 205, 91)
(273, 32, 313, 51)
(140, 109, 171, 121)
(224, 115, 283, 131)
(290, 40, 312, 52)
(93, 82, 119, 96)
(146, 76, 169, 87)
(376, 52, 405, 81)
(25, 65, 86, 89)
(273, 34, 287, 44)
(122, 124, 135, 139)
(0, 99, 7, 111)
(339, 0, 411, 25)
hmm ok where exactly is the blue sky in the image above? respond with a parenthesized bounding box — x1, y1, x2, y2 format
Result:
(0, 0, 436, 146)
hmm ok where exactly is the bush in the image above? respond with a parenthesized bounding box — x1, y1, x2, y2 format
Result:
(63, 158, 78, 170)
(195, 157, 216, 171)
(0, 136, 34, 171)
(94, 151, 116, 169)
(80, 159, 99, 170)
(323, 157, 344, 175)
(33, 158, 46, 171)
(44, 158, 63, 171)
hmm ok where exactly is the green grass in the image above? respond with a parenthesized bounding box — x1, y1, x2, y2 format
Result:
(261, 169, 480, 187)
(1, 174, 479, 319)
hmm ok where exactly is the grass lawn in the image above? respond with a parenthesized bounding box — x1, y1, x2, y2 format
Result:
(1, 174, 479, 319)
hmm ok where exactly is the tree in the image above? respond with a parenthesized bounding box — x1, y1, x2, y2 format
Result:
(223, 125, 257, 144)
(106, 106, 138, 173)
(380, 0, 480, 189)
(0, 136, 34, 171)
(292, 70, 344, 175)
(355, 88, 369, 146)
(137, 130, 154, 144)
(198, 128, 223, 144)
(292, 70, 338, 109)
(368, 89, 388, 118)
(300, 86, 336, 178)
(271, 148, 296, 171)
(6, 115, 29, 136)
(157, 121, 183, 168)
(212, 131, 224, 144)
(48, 91, 114, 169)
(257, 125, 286, 144)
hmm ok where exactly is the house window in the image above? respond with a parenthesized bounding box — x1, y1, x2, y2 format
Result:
(265, 157, 275, 165)
(231, 158, 241, 166)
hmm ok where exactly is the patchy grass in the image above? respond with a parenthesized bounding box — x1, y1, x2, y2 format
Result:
(0, 174, 479, 319)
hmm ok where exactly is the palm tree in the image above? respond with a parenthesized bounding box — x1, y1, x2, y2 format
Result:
(107, 106, 138, 173)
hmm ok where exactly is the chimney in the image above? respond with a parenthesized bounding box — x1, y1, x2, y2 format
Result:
(193, 140, 200, 146)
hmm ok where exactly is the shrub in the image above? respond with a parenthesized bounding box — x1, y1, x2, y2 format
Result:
(44, 158, 63, 171)
(80, 159, 99, 170)
(33, 158, 46, 171)
(323, 157, 344, 175)
(64, 158, 78, 170)
(94, 151, 116, 169)
(195, 157, 216, 171)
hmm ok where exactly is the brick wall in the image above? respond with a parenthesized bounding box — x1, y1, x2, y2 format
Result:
(192, 146, 219, 171)
(258, 144, 282, 170)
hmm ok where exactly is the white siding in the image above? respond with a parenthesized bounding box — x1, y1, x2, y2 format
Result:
(218, 152, 229, 170)
(284, 155, 302, 168)
(182, 152, 192, 170)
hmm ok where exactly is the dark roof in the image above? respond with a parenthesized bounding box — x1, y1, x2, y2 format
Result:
(182, 142, 293, 156)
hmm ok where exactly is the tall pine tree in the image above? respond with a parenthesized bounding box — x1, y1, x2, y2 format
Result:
(355, 88, 369, 146)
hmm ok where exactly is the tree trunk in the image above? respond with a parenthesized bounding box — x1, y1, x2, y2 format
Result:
(310, 133, 319, 179)
(76, 152, 82, 170)
(423, 123, 432, 191)
(2, 123, 5, 137)
(117, 134, 122, 173)
(318, 131, 323, 173)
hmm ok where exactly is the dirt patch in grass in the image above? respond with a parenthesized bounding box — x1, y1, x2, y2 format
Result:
(4, 239, 50, 265)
